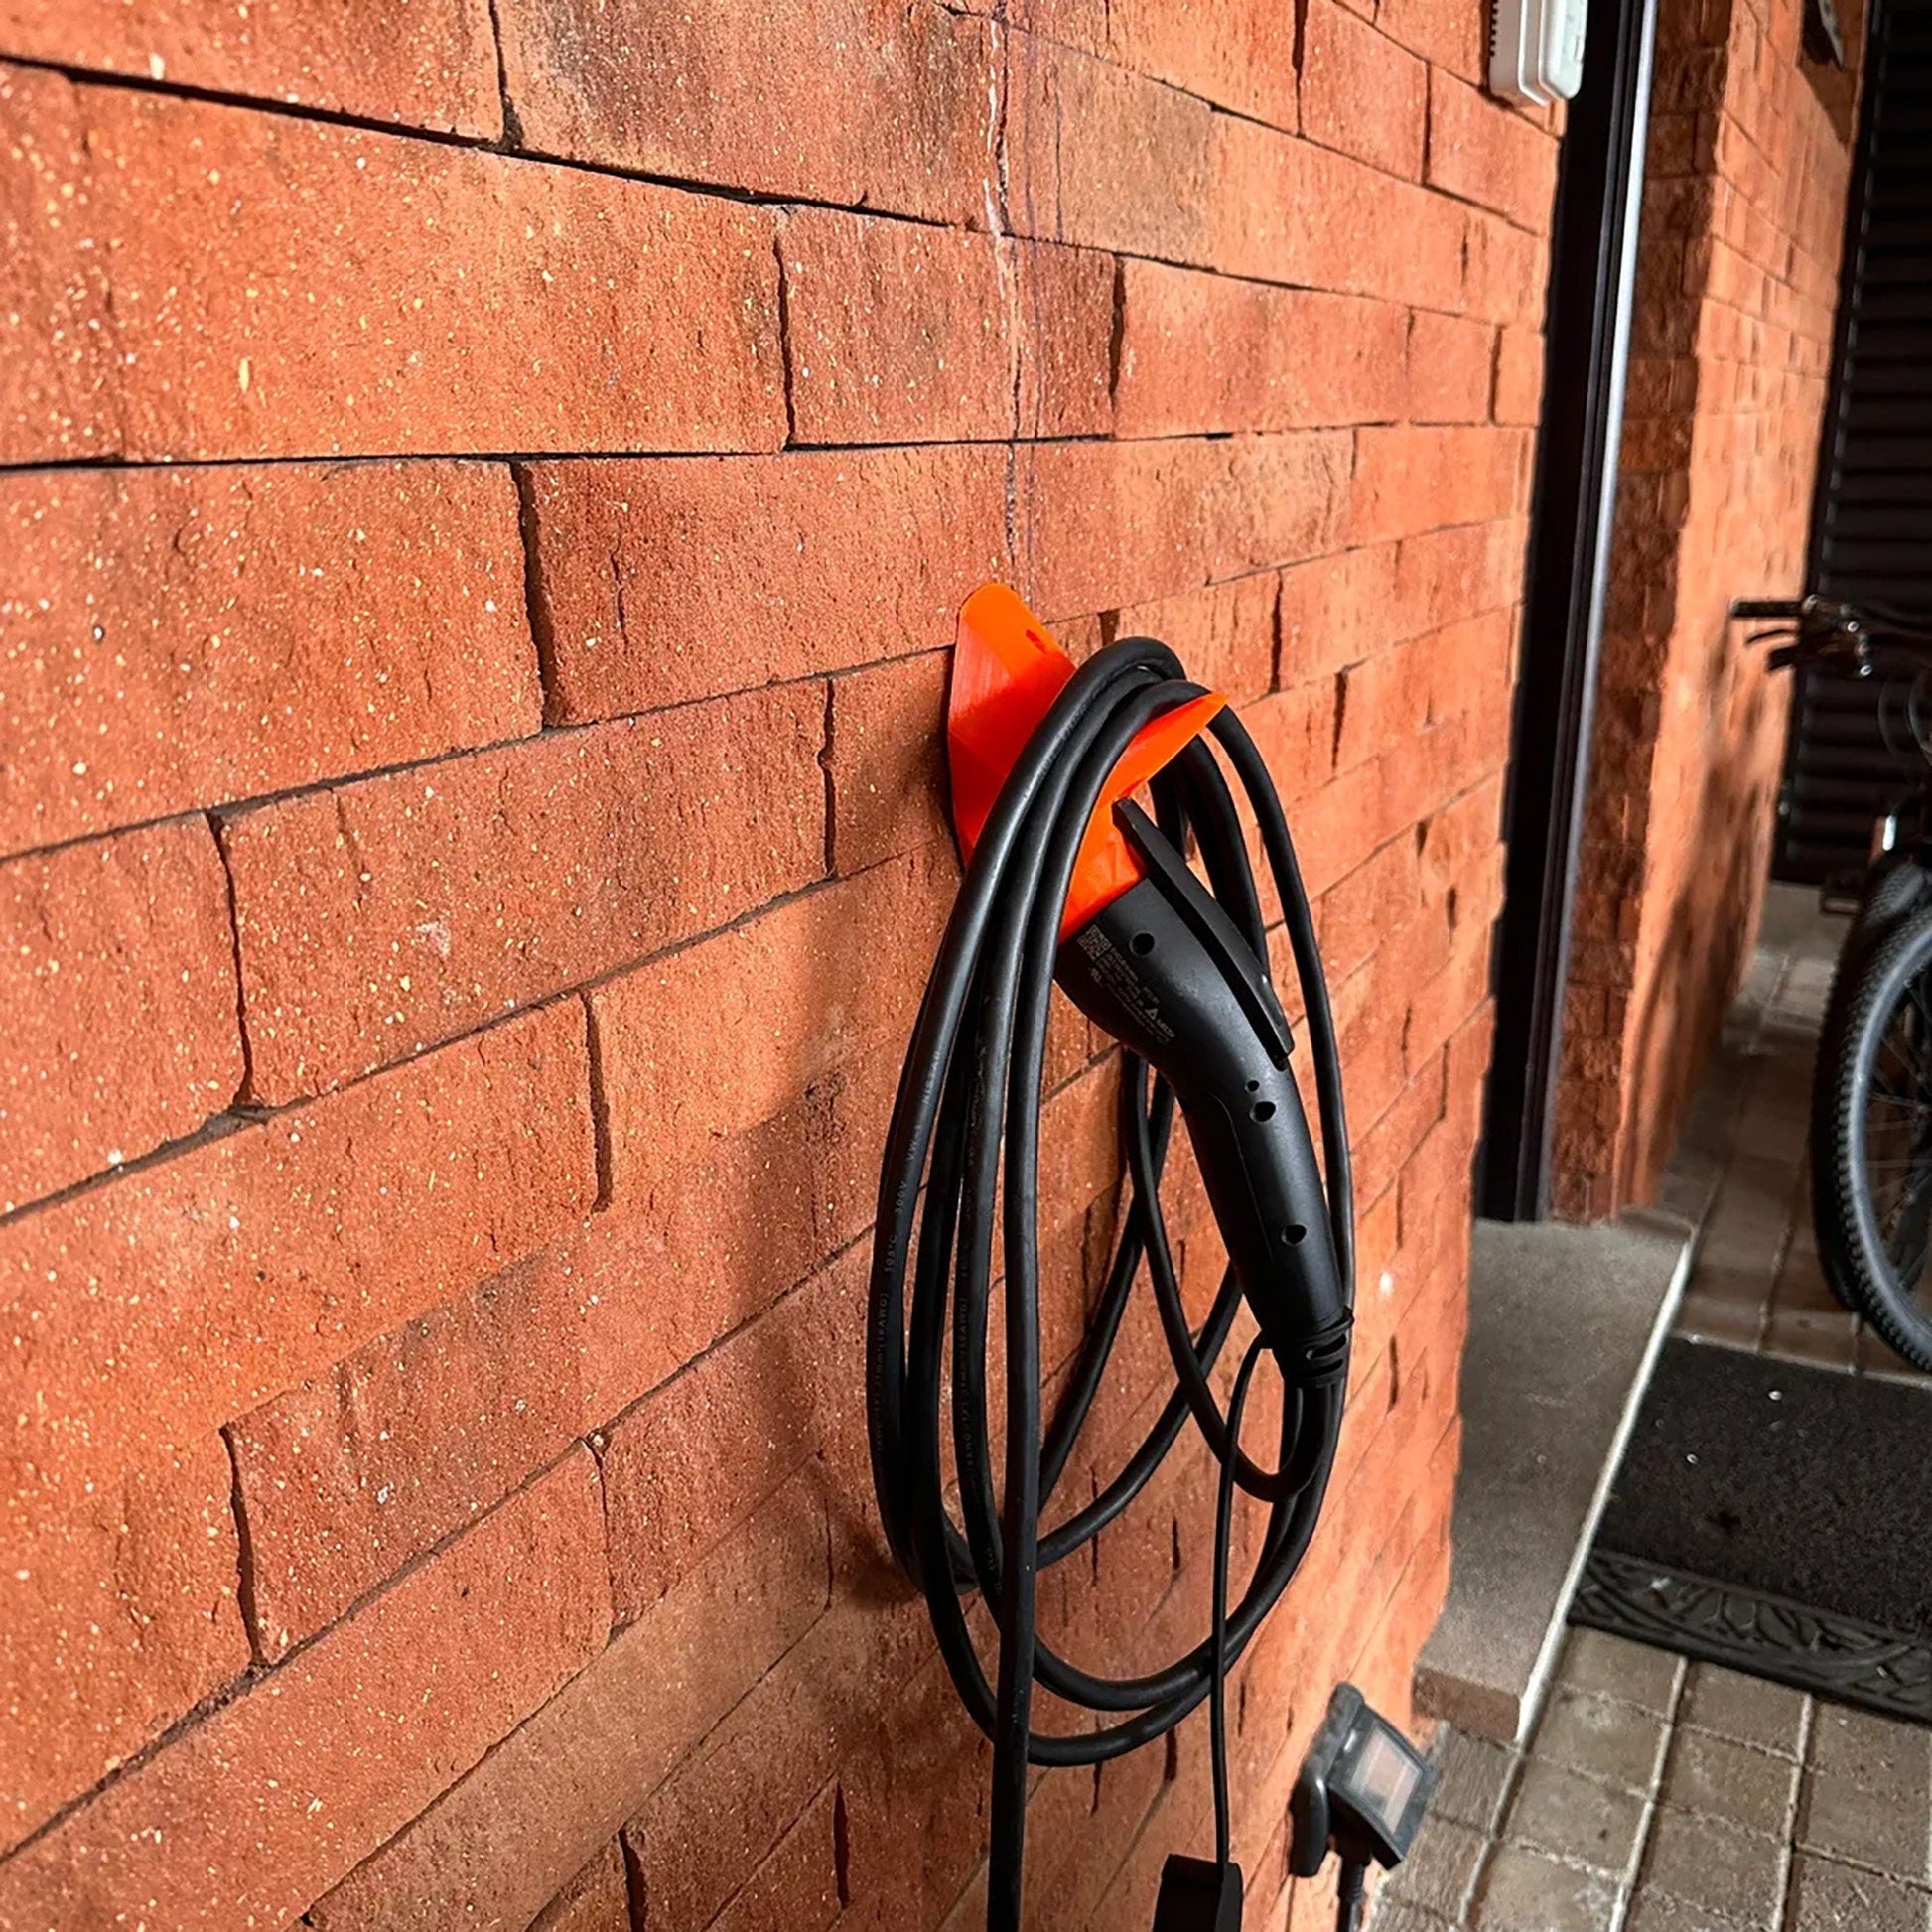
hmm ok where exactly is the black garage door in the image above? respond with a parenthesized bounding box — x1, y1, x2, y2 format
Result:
(1775, 0, 1932, 886)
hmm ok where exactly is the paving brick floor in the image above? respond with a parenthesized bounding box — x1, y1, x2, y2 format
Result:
(1377, 1628, 1932, 1929)
(1375, 887, 1932, 1930)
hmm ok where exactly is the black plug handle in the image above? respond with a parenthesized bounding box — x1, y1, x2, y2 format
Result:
(1152, 1855, 1243, 1931)
(1056, 815, 1350, 1380)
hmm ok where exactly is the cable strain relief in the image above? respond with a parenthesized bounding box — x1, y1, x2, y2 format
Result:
(1282, 1315, 1353, 1389)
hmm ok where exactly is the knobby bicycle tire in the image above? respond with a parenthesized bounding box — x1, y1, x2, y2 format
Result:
(1816, 898, 1932, 1371)
(1810, 858, 1931, 1311)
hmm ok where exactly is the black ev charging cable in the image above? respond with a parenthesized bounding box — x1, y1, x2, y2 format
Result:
(867, 633, 1354, 1930)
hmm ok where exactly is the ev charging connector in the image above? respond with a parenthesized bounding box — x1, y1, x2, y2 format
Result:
(1290, 1684, 1437, 1932)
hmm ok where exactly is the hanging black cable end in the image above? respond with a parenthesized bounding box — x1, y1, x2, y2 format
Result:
(1151, 1854, 1243, 1932)
(1334, 1857, 1368, 1932)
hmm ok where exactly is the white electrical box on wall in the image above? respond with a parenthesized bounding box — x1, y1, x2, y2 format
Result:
(1490, 0, 1587, 102)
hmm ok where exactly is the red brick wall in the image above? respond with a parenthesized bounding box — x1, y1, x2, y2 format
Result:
(1554, 0, 1857, 1219)
(0, 7, 1555, 1926)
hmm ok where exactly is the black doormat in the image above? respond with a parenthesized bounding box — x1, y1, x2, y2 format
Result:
(1570, 1338, 1932, 1724)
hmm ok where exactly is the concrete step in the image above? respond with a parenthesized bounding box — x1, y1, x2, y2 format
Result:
(1414, 1209, 1695, 1744)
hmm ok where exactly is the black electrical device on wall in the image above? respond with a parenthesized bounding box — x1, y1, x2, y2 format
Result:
(866, 586, 1435, 1932)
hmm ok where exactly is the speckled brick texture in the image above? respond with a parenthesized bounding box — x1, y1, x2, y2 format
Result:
(1553, 0, 1860, 1221)
(0, 4, 1561, 1924)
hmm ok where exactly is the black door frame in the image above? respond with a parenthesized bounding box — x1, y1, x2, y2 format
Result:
(1478, 0, 1660, 1221)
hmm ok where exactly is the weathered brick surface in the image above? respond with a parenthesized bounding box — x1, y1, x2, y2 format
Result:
(305, 1472, 833, 1932)
(0, 462, 539, 853)
(498, 0, 997, 223)
(0, 1002, 595, 1484)
(226, 684, 826, 1100)
(228, 1257, 589, 1659)
(1115, 264, 1410, 437)
(0, 1451, 609, 1931)
(1, 1439, 247, 1855)
(1014, 434, 1354, 621)
(827, 652, 951, 873)
(0, 0, 503, 135)
(1118, 572, 1280, 704)
(599, 1248, 866, 1621)
(1555, 0, 1855, 1216)
(1, 819, 241, 1212)
(783, 212, 1115, 444)
(1302, 0, 1429, 179)
(51, 88, 786, 461)
(1409, 310, 1499, 424)
(522, 449, 1011, 723)
(0, 66, 120, 464)
(592, 849, 955, 1332)
(1426, 71, 1562, 232)
(529, 1841, 631, 1932)
(0, 0, 1576, 1917)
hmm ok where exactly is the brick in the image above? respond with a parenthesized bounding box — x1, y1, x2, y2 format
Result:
(1, 1438, 248, 1855)
(1115, 263, 1410, 436)
(1246, 678, 1340, 807)
(1005, 37, 1218, 266)
(1420, 608, 1519, 724)
(0, 462, 541, 853)
(827, 652, 950, 875)
(1287, 756, 1400, 900)
(1301, 2, 1428, 180)
(1209, 122, 1469, 309)
(0, 66, 120, 463)
(1408, 310, 1497, 423)
(522, 448, 1010, 724)
(1659, 1726, 1799, 1838)
(1390, 523, 1523, 640)
(1462, 204, 1553, 325)
(782, 212, 1112, 443)
(1117, 573, 1280, 705)
(599, 1249, 864, 1620)
(1347, 425, 1532, 544)
(1015, 241, 1122, 439)
(1785, 1857, 1929, 1932)
(592, 848, 955, 1337)
(228, 1257, 590, 1660)
(1353, 1056, 1447, 1206)
(1277, 544, 1401, 681)
(839, 1652, 996, 1932)
(1419, 778, 1503, 901)
(1375, 0, 1487, 77)
(713, 1782, 842, 1932)
(1073, 0, 1298, 128)
(1015, 435, 1352, 621)
(1007, 36, 1468, 310)
(72, 88, 784, 460)
(1317, 837, 1423, 984)
(1336, 642, 1432, 771)
(1427, 72, 1561, 233)
(0, 1001, 596, 1486)
(624, 1583, 927, 1932)
(1407, 921, 1494, 1074)
(307, 1472, 832, 1932)
(498, 0, 996, 224)
(530, 1842, 630, 1932)
(0, 0, 502, 136)
(0, 1452, 609, 1931)
(226, 684, 826, 1100)
(1, 820, 241, 1213)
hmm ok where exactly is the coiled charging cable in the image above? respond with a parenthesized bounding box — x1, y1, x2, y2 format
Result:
(867, 633, 1353, 1929)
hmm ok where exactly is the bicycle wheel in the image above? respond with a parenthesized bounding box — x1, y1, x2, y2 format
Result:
(1809, 858, 1930, 1311)
(1817, 899, 1932, 1370)
(1819, 856, 1929, 1054)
